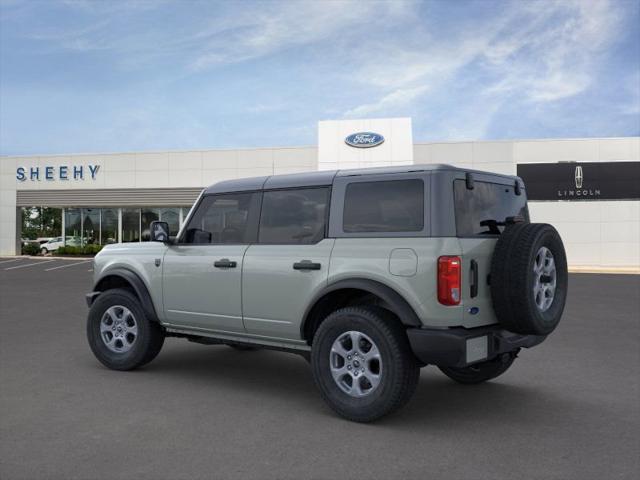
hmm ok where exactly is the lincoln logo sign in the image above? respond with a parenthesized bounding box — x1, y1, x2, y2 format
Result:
(345, 132, 385, 148)
(16, 164, 100, 182)
(517, 162, 640, 201)
(574, 166, 583, 189)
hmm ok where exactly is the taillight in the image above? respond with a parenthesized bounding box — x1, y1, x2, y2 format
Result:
(438, 256, 461, 306)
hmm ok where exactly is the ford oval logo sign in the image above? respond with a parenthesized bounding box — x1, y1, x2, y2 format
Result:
(345, 132, 385, 148)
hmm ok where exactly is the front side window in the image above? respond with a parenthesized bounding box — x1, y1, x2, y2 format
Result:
(259, 188, 329, 244)
(182, 193, 259, 244)
(343, 179, 424, 233)
(454, 180, 529, 236)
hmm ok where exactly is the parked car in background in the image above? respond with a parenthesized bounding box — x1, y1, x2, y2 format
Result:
(40, 236, 81, 254)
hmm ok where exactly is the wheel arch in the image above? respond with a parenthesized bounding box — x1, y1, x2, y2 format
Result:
(90, 268, 159, 322)
(301, 278, 422, 344)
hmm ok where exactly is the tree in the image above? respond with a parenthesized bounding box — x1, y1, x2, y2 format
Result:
(21, 207, 62, 239)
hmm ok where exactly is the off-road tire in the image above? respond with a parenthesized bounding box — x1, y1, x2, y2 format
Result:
(491, 223, 568, 335)
(87, 288, 164, 371)
(439, 353, 516, 385)
(311, 306, 420, 422)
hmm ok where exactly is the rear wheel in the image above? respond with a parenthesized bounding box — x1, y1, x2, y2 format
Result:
(439, 352, 516, 385)
(311, 306, 419, 422)
(40, 247, 48, 255)
(87, 288, 164, 371)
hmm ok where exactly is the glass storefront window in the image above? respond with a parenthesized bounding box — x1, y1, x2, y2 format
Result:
(122, 208, 140, 243)
(101, 209, 118, 244)
(160, 208, 180, 237)
(141, 208, 160, 241)
(59, 206, 192, 245)
(64, 208, 82, 246)
(82, 208, 100, 245)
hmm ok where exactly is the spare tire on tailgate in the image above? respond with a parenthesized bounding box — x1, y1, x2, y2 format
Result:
(490, 223, 568, 335)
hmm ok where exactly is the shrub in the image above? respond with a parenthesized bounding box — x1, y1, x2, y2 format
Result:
(22, 243, 41, 256)
(56, 244, 103, 256)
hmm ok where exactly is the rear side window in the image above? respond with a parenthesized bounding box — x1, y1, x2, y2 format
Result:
(182, 192, 260, 244)
(454, 180, 529, 236)
(343, 179, 424, 233)
(259, 188, 329, 244)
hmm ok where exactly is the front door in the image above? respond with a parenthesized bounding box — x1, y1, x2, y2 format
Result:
(162, 191, 261, 334)
(242, 187, 332, 340)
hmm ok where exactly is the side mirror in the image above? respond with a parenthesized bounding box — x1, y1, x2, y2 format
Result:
(150, 221, 171, 243)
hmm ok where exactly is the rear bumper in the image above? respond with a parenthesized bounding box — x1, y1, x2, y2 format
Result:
(406, 325, 546, 368)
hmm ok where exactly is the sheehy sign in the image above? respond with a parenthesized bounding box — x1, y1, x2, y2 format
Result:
(517, 162, 640, 201)
(16, 164, 100, 182)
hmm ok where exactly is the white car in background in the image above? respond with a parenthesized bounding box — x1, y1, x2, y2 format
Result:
(40, 237, 64, 254)
(40, 236, 81, 255)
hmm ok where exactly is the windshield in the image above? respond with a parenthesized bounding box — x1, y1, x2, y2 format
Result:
(454, 179, 529, 236)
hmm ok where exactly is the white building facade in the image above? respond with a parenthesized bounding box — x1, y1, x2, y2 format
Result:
(1, 118, 638, 270)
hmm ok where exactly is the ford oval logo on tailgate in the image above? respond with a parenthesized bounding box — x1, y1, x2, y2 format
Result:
(345, 132, 385, 148)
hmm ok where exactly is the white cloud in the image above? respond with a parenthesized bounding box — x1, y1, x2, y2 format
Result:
(341, 0, 625, 135)
(189, 1, 414, 71)
(344, 85, 429, 117)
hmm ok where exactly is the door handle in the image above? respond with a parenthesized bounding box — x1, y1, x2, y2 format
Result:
(470, 260, 478, 298)
(293, 260, 321, 271)
(214, 258, 237, 269)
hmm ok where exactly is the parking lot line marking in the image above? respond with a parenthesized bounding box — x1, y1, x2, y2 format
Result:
(5, 260, 56, 270)
(0, 258, 23, 265)
(87, 269, 93, 272)
(45, 260, 91, 271)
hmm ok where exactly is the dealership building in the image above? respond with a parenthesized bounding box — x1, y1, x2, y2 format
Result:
(1, 118, 638, 270)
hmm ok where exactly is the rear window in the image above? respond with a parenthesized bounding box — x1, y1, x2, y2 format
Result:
(343, 179, 424, 233)
(454, 180, 529, 236)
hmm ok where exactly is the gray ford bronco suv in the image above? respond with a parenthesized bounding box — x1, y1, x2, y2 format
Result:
(86, 165, 568, 422)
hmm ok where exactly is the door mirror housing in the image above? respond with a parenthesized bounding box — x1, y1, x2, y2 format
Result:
(150, 221, 171, 243)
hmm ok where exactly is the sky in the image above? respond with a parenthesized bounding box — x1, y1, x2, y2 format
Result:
(0, 0, 639, 155)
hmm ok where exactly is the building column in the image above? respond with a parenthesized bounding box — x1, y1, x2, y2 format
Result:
(117, 208, 122, 243)
(14, 207, 21, 255)
(61, 208, 66, 245)
(0, 162, 18, 256)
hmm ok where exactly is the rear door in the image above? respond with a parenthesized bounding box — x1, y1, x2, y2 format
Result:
(242, 187, 333, 341)
(454, 177, 529, 326)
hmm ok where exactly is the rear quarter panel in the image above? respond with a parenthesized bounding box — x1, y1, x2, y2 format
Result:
(329, 237, 468, 328)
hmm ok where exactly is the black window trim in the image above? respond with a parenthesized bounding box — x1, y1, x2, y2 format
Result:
(256, 185, 332, 245)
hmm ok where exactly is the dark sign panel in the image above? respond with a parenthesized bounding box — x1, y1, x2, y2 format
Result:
(517, 162, 640, 201)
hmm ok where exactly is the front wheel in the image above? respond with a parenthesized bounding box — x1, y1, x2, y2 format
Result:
(438, 352, 516, 385)
(40, 248, 48, 255)
(311, 306, 419, 422)
(87, 288, 164, 371)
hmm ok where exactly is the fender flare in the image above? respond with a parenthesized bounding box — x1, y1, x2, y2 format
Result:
(301, 278, 422, 338)
(90, 268, 159, 322)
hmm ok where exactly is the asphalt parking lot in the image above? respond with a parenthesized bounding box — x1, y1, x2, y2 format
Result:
(0, 257, 638, 480)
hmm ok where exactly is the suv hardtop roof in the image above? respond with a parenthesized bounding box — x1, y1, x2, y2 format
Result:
(203, 164, 520, 194)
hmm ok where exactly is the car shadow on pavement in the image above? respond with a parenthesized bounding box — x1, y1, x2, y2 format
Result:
(131, 342, 578, 427)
